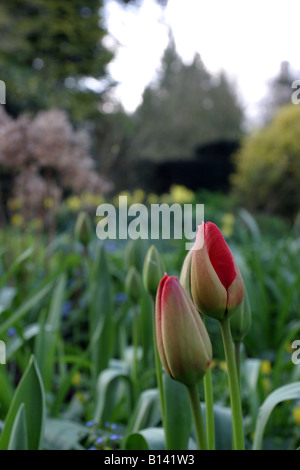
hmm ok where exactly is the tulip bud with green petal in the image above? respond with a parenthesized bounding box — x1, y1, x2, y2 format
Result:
(125, 266, 143, 304)
(191, 222, 244, 320)
(125, 239, 146, 273)
(230, 288, 252, 343)
(179, 248, 193, 297)
(143, 245, 165, 298)
(74, 211, 93, 247)
(155, 274, 212, 387)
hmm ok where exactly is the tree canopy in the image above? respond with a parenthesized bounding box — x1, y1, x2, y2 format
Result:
(131, 38, 244, 161)
(232, 104, 300, 217)
(0, 0, 113, 120)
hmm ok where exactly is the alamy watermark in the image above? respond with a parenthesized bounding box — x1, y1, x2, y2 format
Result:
(0, 80, 6, 105)
(0, 340, 6, 364)
(291, 80, 300, 104)
(96, 196, 204, 250)
(292, 340, 300, 365)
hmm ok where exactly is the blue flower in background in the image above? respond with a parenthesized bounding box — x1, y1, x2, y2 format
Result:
(88, 446, 96, 450)
(78, 298, 87, 309)
(110, 434, 119, 441)
(67, 279, 75, 289)
(95, 437, 103, 444)
(106, 241, 117, 253)
(115, 292, 127, 304)
(86, 420, 96, 427)
(7, 327, 16, 338)
(111, 423, 117, 431)
(62, 300, 72, 318)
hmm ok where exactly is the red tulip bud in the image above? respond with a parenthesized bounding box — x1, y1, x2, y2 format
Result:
(191, 222, 244, 320)
(155, 274, 212, 387)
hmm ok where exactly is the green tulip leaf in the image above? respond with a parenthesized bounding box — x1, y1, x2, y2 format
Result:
(163, 374, 193, 450)
(124, 428, 197, 451)
(35, 274, 66, 391)
(89, 245, 114, 379)
(7, 403, 28, 450)
(124, 428, 165, 450)
(94, 367, 131, 427)
(126, 389, 160, 435)
(211, 405, 233, 450)
(0, 282, 53, 336)
(253, 382, 300, 450)
(43, 419, 86, 450)
(0, 355, 45, 450)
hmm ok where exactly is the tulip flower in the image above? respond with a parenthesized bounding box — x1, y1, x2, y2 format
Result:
(142, 246, 166, 424)
(143, 245, 165, 299)
(124, 266, 143, 403)
(155, 274, 212, 387)
(190, 221, 245, 449)
(74, 211, 93, 247)
(191, 221, 244, 320)
(179, 248, 193, 297)
(125, 266, 143, 305)
(230, 288, 252, 343)
(125, 238, 146, 273)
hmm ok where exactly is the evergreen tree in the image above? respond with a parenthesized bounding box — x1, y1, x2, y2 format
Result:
(261, 61, 297, 123)
(131, 39, 243, 161)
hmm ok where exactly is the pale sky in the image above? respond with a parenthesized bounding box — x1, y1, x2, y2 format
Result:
(104, 0, 300, 124)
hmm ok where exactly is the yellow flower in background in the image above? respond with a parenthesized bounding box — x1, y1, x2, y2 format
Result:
(261, 360, 272, 375)
(285, 342, 294, 354)
(132, 188, 146, 204)
(147, 193, 159, 205)
(44, 197, 54, 209)
(72, 372, 82, 386)
(81, 191, 105, 207)
(30, 218, 43, 230)
(210, 359, 217, 369)
(114, 191, 132, 207)
(66, 195, 81, 212)
(11, 213, 23, 227)
(75, 392, 85, 403)
(81, 191, 94, 207)
(221, 213, 235, 238)
(160, 193, 172, 204)
(7, 198, 22, 212)
(219, 361, 227, 372)
(293, 407, 300, 425)
(262, 377, 271, 393)
(170, 185, 195, 204)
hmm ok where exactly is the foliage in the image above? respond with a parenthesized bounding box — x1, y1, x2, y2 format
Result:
(131, 38, 243, 161)
(0, 0, 113, 120)
(232, 104, 300, 217)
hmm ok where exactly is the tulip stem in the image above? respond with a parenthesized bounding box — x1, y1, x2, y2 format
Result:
(204, 367, 215, 449)
(187, 385, 208, 450)
(220, 317, 245, 450)
(151, 301, 165, 423)
(234, 341, 241, 385)
(132, 304, 139, 403)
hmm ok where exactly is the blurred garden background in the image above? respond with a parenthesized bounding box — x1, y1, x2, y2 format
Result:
(0, 0, 300, 451)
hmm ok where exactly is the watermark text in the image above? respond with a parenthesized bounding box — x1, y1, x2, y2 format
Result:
(291, 80, 300, 104)
(96, 197, 204, 250)
(0, 340, 6, 364)
(0, 80, 6, 105)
